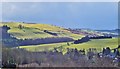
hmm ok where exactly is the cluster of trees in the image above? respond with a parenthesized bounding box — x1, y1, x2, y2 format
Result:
(89, 36, 112, 39)
(74, 36, 90, 44)
(73, 35, 112, 44)
(2, 25, 11, 38)
(99, 46, 120, 59)
(18, 24, 24, 29)
(44, 30, 57, 36)
(1, 25, 20, 47)
(19, 37, 74, 46)
(3, 46, 120, 68)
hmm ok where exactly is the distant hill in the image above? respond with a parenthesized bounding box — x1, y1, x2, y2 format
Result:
(96, 29, 119, 37)
(96, 29, 119, 34)
(68, 28, 118, 37)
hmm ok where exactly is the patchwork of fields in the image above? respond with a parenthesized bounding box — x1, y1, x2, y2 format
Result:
(1, 22, 119, 54)
(0, 22, 84, 40)
(1, 22, 120, 67)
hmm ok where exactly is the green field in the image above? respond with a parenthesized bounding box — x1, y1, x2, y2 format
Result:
(19, 42, 68, 52)
(19, 38, 118, 54)
(65, 38, 118, 52)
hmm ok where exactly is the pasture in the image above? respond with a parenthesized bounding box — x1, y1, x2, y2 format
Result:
(20, 38, 118, 53)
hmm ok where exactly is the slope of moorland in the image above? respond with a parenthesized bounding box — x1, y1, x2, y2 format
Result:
(0, 22, 84, 40)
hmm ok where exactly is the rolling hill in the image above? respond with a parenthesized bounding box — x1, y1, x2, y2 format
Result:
(0, 22, 84, 40)
(1, 22, 117, 40)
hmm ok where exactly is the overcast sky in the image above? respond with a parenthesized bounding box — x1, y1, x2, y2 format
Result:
(1, 2, 118, 30)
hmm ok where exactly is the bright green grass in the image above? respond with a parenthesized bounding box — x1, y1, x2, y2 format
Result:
(65, 38, 118, 52)
(19, 38, 118, 54)
(19, 42, 68, 52)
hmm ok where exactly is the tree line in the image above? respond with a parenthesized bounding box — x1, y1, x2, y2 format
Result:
(2, 45, 120, 67)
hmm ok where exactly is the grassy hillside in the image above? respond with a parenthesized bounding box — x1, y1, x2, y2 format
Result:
(0, 22, 84, 40)
(19, 38, 118, 54)
(65, 38, 118, 51)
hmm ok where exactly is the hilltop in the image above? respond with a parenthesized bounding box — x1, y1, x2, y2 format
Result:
(0, 22, 84, 40)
